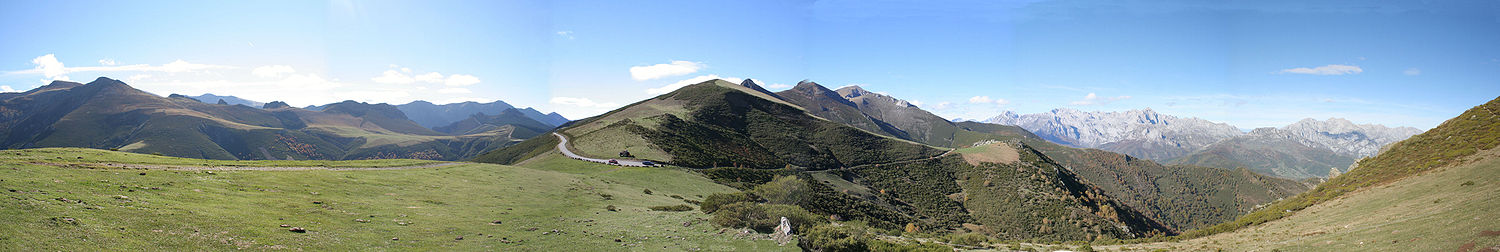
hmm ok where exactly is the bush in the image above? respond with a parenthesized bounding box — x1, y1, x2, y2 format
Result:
(946, 232, 989, 247)
(649, 204, 694, 212)
(710, 202, 825, 233)
(699, 192, 755, 214)
(752, 175, 808, 205)
(605, 205, 618, 212)
(803, 224, 870, 252)
(643, 189, 653, 195)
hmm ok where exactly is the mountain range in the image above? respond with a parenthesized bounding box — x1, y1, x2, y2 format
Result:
(0, 77, 558, 161)
(480, 79, 1313, 237)
(984, 109, 1422, 178)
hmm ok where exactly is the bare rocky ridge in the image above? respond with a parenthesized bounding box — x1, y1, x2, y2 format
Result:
(1278, 118, 1423, 158)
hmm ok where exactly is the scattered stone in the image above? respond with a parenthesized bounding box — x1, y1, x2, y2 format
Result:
(280, 224, 290, 228)
(138, 172, 146, 176)
(455, 236, 464, 240)
(289, 227, 306, 233)
(312, 201, 323, 204)
(392, 237, 399, 241)
(491, 220, 503, 224)
(355, 219, 370, 223)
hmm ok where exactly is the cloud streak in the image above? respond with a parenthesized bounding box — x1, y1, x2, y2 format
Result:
(1278, 64, 1363, 75)
(646, 74, 740, 95)
(1070, 92, 1131, 105)
(629, 60, 702, 81)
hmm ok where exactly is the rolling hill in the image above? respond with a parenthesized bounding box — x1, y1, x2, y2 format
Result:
(0, 77, 519, 161)
(395, 100, 569, 129)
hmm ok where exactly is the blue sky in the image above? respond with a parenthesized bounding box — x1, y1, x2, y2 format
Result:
(2, 0, 1496, 129)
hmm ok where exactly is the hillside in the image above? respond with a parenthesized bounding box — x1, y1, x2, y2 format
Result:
(1116, 96, 1500, 250)
(433, 108, 553, 136)
(953, 121, 1312, 231)
(1170, 127, 1358, 179)
(394, 100, 567, 129)
(558, 79, 941, 169)
(0, 77, 515, 161)
(1150, 96, 1500, 248)
(0, 148, 793, 250)
(835, 85, 961, 147)
(483, 79, 1175, 242)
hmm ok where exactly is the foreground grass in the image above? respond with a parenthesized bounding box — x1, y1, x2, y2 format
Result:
(1109, 151, 1500, 251)
(0, 148, 793, 250)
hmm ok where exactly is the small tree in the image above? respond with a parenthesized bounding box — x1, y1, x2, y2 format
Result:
(752, 175, 807, 205)
(904, 223, 921, 233)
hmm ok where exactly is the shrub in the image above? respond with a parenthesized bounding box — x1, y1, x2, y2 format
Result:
(699, 192, 755, 214)
(710, 202, 825, 233)
(605, 205, 618, 212)
(649, 204, 694, 212)
(803, 224, 870, 252)
(643, 189, 653, 195)
(752, 175, 808, 205)
(947, 232, 990, 247)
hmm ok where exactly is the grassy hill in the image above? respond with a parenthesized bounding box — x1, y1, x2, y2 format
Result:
(1156, 96, 1500, 244)
(0, 77, 519, 161)
(0, 148, 794, 250)
(559, 79, 941, 169)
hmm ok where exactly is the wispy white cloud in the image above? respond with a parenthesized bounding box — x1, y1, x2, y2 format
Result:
(1403, 68, 1421, 76)
(556, 31, 574, 39)
(438, 87, 471, 94)
(550, 96, 620, 108)
(445, 74, 480, 86)
(1070, 92, 1131, 105)
(1, 85, 16, 92)
(251, 65, 296, 78)
(930, 102, 952, 110)
(968, 96, 992, 104)
(370, 66, 480, 86)
(1278, 64, 1363, 75)
(629, 60, 703, 81)
(10, 54, 232, 83)
(646, 74, 740, 95)
(908, 100, 924, 107)
(98, 59, 116, 66)
(765, 83, 792, 90)
(993, 98, 1010, 106)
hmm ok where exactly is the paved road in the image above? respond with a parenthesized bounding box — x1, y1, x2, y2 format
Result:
(552, 132, 657, 167)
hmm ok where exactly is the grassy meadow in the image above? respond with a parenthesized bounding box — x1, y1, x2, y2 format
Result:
(0, 147, 795, 251)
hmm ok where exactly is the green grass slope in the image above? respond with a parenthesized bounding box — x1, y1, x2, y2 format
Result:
(0, 148, 793, 251)
(1169, 131, 1357, 179)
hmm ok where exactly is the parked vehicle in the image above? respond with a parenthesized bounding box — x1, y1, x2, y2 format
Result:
(607, 159, 619, 165)
(641, 161, 655, 166)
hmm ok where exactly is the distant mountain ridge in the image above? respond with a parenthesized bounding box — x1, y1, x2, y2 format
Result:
(985, 108, 1243, 161)
(185, 93, 264, 107)
(0, 77, 525, 161)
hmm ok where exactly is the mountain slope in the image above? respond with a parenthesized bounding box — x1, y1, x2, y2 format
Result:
(953, 121, 1312, 231)
(835, 85, 961, 147)
(1125, 96, 1500, 250)
(394, 100, 568, 129)
(1172, 96, 1500, 243)
(773, 81, 911, 141)
(1170, 127, 1358, 179)
(433, 108, 552, 136)
(1170, 118, 1422, 178)
(0, 77, 515, 161)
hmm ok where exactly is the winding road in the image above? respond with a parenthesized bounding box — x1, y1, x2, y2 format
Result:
(552, 132, 658, 167)
(30, 162, 465, 171)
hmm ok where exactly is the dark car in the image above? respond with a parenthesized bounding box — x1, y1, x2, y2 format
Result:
(607, 159, 619, 165)
(641, 161, 655, 166)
